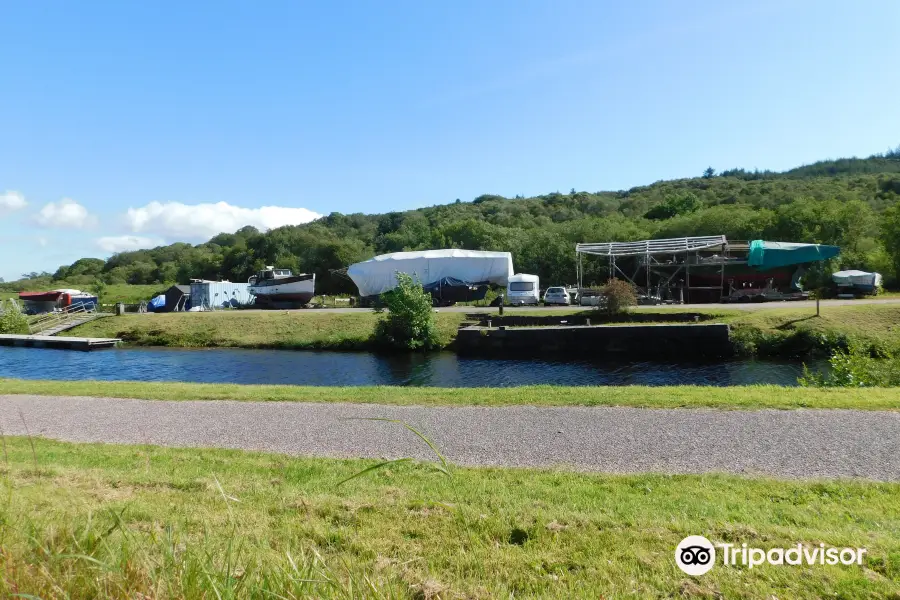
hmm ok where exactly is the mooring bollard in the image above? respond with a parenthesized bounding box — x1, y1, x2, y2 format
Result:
(487, 319, 492, 328)
(586, 318, 591, 326)
(115, 302, 125, 316)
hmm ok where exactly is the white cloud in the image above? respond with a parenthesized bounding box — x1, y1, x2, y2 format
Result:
(95, 235, 165, 253)
(0, 191, 27, 215)
(34, 198, 97, 229)
(124, 201, 321, 240)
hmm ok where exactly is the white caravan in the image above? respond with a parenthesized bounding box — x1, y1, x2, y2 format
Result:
(506, 273, 540, 306)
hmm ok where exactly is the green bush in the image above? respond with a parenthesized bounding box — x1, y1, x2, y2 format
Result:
(372, 273, 440, 351)
(601, 278, 637, 315)
(0, 300, 29, 334)
(799, 344, 900, 387)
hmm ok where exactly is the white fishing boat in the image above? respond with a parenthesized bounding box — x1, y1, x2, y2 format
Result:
(248, 266, 315, 305)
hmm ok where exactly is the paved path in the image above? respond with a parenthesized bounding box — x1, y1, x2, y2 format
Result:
(2, 395, 899, 480)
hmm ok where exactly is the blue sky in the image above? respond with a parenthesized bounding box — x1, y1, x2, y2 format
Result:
(1, 0, 898, 281)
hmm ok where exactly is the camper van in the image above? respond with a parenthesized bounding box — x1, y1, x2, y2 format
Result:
(506, 273, 540, 306)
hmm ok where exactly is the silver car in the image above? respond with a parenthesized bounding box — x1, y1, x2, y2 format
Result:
(543, 286, 570, 305)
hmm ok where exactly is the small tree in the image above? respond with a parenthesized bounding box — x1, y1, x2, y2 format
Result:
(90, 278, 108, 304)
(602, 278, 637, 316)
(801, 260, 836, 317)
(0, 300, 29, 334)
(373, 272, 440, 351)
(703, 166, 716, 179)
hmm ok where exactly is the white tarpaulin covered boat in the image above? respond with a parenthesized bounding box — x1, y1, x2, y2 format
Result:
(832, 270, 882, 294)
(348, 249, 514, 302)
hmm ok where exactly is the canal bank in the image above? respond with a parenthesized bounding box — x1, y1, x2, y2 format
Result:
(60, 302, 900, 358)
(7, 377, 899, 409)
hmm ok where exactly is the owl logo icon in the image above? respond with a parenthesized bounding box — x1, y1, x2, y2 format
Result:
(675, 536, 716, 575)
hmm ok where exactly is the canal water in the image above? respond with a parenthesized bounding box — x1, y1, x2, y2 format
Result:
(0, 346, 820, 387)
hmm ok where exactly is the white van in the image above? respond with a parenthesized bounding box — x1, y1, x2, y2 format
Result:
(506, 273, 540, 305)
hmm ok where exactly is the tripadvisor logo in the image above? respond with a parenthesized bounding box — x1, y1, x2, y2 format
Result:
(675, 535, 868, 575)
(676, 536, 716, 576)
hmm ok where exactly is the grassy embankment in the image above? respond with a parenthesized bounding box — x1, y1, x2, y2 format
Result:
(69, 309, 466, 350)
(1, 437, 897, 599)
(723, 304, 900, 357)
(68, 302, 900, 356)
(3, 379, 900, 410)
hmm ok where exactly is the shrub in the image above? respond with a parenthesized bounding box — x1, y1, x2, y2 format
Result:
(89, 278, 108, 304)
(373, 273, 440, 351)
(601, 278, 636, 315)
(644, 191, 704, 220)
(799, 344, 900, 387)
(0, 300, 29, 334)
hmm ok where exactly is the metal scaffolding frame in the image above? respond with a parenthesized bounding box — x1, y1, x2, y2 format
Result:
(575, 235, 748, 303)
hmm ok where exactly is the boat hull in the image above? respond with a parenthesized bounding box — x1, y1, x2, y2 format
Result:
(249, 274, 315, 305)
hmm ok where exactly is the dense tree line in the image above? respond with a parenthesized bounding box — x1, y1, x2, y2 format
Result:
(8, 150, 900, 295)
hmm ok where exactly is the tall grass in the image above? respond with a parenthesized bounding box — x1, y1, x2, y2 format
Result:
(0, 419, 452, 599)
(0, 442, 402, 599)
(0, 508, 404, 598)
(1, 436, 899, 598)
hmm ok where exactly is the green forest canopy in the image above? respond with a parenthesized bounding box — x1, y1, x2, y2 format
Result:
(7, 147, 900, 296)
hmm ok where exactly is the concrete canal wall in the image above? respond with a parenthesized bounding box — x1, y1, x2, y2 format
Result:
(455, 323, 732, 358)
(467, 312, 718, 327)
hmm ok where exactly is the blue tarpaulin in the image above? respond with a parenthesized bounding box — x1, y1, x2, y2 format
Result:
(748, 240, 840, 270)
(147, 294, 166, 312)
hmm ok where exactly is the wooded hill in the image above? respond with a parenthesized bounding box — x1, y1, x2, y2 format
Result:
(7, 148, 900, 295)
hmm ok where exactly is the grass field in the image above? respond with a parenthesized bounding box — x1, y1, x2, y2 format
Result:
(66, 302, 900, 356)
(69, 309, 467, 350)
(98, 283, 167, 304)
(0, 282, 164, 304)
(724, 304, 900, 354)
(1, 437, 897, 599)
(3, 379, 900, 410)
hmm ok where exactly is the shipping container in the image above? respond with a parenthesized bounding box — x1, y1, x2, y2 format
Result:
(189, 281, 252, 310)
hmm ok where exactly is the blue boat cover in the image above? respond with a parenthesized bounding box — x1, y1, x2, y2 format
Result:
(748, 240, 840, 270)
(422, 276, 481, 292)
(148, 294, 166, 311)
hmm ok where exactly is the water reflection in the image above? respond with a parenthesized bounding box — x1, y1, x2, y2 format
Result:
(0, 346, 821, 387)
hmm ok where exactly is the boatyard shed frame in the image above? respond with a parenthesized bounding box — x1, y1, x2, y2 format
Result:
(575, 235, 747, 303)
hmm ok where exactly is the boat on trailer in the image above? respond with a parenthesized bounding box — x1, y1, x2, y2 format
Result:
(248, 266, 315, 307)
(575, 236, 840, 304)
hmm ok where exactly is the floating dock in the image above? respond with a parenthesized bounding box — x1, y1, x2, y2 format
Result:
(455, 323, 732, 358)
(0, 334, 121, 351)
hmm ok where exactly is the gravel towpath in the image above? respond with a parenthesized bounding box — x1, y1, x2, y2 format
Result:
(2, 394, 898, 480)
